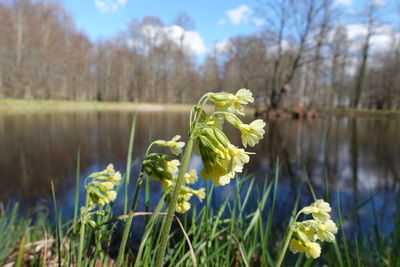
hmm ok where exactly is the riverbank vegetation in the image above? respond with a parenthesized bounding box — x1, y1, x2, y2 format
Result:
(1, 0, 400, 110)
(1, 170, 399, 266)
(0, 98, 195, 113)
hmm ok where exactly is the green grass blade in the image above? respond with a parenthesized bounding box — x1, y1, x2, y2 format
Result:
(124, 114, 137, 215)
(73, 147, 81, 230)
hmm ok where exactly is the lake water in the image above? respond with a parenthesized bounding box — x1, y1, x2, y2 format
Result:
(0, 110, 399, 237)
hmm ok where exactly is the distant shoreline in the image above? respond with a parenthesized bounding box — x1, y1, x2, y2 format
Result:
(0, 99, 195, 114)
(1, 99, 398, 118)
(317, 107, 400, 118)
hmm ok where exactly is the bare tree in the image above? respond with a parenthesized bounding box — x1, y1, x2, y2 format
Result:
(257, 0, 329, 109)
(329, 24, 349, 107)
(173, 11, 195, 102)
(352, 0, 381, 108)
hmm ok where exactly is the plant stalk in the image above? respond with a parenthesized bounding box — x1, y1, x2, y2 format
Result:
(276, 212, 300, 267)
(116, 142, 155, 266)
(155, 138, 194, 267)
(77, 220, 85, 267)
(275, 227, 295, 267)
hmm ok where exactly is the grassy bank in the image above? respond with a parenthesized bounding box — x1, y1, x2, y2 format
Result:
(318, 107, 400, 118)
(1, 171, 399, 266)
(2, 98, 399, 118)
(0, 98, 194, 114)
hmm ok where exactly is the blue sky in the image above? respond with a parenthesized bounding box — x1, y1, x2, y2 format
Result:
(64, 0, 260, 47)
(63, 0, 399, 57)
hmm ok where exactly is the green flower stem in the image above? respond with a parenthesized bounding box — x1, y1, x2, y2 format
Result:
(276, 213, 301, 267)
(155, 99, 207, 267)
(116, 143, 156, 267)
(77, 196, 89, 267)
(155, 138, 194, 267)
(275, 226, 294, 267)
(77, 222, 85, 267)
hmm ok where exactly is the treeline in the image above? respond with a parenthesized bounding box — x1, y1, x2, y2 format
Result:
(0, 0, 399, 110)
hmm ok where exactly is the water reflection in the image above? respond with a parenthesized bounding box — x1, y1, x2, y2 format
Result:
(0, 111, 399, 236)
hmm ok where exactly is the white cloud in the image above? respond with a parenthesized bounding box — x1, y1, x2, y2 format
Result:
(333, 0, 352, 5)
(132, 24, 207, 55)
(223, 5, 264, 27)
(218, 19, 227, 25)
(269, 40, 291, 53)
(166, 25, 207, 55)
(372, 0, 386, 6)
(226, 5, 251, 25)
(328, 23, 397, 74)
(213, 41, 231, 54)
(94, 0, 127, 14)
(252, 18, 266, 27)
(345, 23, 394, 53)
(345, 24, 368, 40)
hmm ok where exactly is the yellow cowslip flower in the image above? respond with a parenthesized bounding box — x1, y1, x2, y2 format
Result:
(234, 89, 254, 104)
(315, 219, 338, 242)
(238, 119, 266, 147)
(201, 160, 230, 186)
(303, 241, 321, 259)
(160, 172, 206, 213)
(180, 186, 206, 202)
(164, 159, 180, 176)
(225, 144, 251, 172)
(231, 89, 254, 115)
(184, 169, 198, 184)
(179, 186, 194, 201)
(100, 181, 114, 190)
(207, 145, 252, 186)
(289, 238, 321, 259)
(108, 171, 121, 186)
(89, 188, 117, 207)
(106, 163, 115, 174)
(193, 188, 206, 201)
(209, 89, 254, 116)
(289, 239, 304, 254)
(176, 200, 191, 213)
(301, 199, 332, 221)
(195, 126, 250, 186)
(297, 225, 317, 242)
(155, 135, 185, 155)
(106, 190, 117, 202)
(86, 164, 121, 207)
(161, 178, 173, 190)
(88, 163, 115, 179)
(167, 135, 185, 155)
(219, 173, 235, 186)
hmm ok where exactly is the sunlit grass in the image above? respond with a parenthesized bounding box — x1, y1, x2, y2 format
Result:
(0, 170, 398, 266)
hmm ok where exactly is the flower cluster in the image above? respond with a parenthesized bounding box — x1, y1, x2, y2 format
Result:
(194, 89, 266, 186)
(85, 164, 121, 207)
(161, 169, 205, 213)
(289, 199, 338, 259)
(143, 136, 205, 213)
(139, 89, 265, 212)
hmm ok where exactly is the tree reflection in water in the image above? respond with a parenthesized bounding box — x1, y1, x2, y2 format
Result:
(0, 111, 398, 236)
